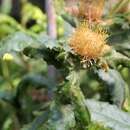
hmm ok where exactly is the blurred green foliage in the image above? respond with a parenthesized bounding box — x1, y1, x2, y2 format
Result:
(0, 0, 130, 130)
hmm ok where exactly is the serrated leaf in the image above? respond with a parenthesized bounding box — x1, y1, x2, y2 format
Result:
(0, 32, 39, 56)
(21, 100, 130, 130)
(36, 33, 58, 49)
(86, 100, 130, 130)
(96, 69, 126, 107)
(0, 32, 67, 57)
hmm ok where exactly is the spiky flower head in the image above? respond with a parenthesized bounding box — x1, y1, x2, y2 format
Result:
(79, 0, 105, 21)
(69, 22, 111, 61)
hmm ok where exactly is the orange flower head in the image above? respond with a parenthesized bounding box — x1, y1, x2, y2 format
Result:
(79, 0, 105, 21)
(69, 22, 111, 60)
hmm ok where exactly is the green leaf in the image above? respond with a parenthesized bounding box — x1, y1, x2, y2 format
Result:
(0, 14, 22, 29)
(114, 42, 130, 58)
(86, 100, 130, 130)
(0, 32, 62, 57)
(104, 49, 130, 68)
(96, 69, 126, 107)
(0, 32, 41, 56)
(21, 110, 50, 130)
(21, 3, 46, 26)
(0, 91, 14, 104)
(36, 33, 58, 49)
(21, 104, 75, 130)
(0, 14, 24, 38)
(88, 122, 111, 130)
(42, 104, 75, 130)
(114, 42, 130, 50)
(108, 27, 130, 44)
(65, 71, 91, 129)
(21, 100, 130, 130)
(15, 74, 57, 99)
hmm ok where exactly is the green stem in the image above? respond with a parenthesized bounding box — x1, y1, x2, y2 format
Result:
(2, 61, 14, 88)
(70, 83, 91, 129)
(62, 71, 91, 129)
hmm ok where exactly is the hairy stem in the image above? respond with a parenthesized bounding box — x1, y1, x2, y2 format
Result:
(61, 71, 91, 129)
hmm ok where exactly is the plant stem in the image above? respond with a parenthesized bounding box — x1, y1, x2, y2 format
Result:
(2, 61, 14, 88)
(62, 71, 91, 129)
(69, 83, 91, 129)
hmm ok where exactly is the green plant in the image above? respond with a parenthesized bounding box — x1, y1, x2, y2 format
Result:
(0, 0, 130, 130)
